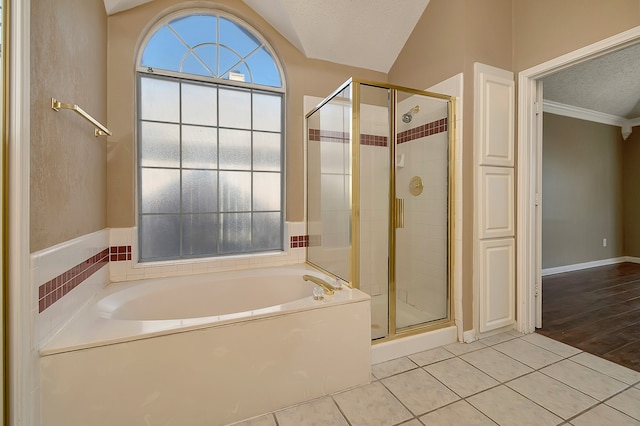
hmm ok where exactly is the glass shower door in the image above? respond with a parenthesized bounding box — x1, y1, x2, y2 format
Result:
(358, 84, 390, 340)
(394, 93, 450, 330)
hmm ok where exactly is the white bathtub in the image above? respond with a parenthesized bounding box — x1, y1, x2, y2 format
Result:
(40, 264, 371, 426)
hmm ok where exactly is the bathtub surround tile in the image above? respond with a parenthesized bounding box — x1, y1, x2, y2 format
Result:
(372, 357, 417, 379)
(37, 249, 109, 313)
(289, 235, 309, 248)
(460, 347, 533, 383)
(571, 404, 640, 426)
(605, 387, 640, 420)
(493, 338, 563, 369)
(275, 397, 348, 426)
(408, 346, 455, 366)
(506, 372, 598, 419)
(381, 368, 460, 415)
(333, 382, 413, 426)
(424, 357, 499, 398)
(109, 245, 132, 261)
(419, 400, 501, 426)
(108, 223, 307, 282)
(467, 385, 562, 426)
(539, 359, 627, 401)
(569, 352, 640, 385)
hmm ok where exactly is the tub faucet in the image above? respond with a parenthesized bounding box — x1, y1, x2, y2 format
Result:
(302, 275, 335, 295)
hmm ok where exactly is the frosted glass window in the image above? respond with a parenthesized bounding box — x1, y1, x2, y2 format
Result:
(253, 93, 281, 132)
(219, 129, 251, 170)
(140, 122, 180, 168)
(253, 212, 282, 251)
(140, 77, 179, 122)
(253, 172, 280, 211)
(182, 214, 219, 256)
(182, 83, 217, 126)
(253, 132, 281, 171)
(221, 213, 251, 252)
(140, 215, 181, 259)
(220, 171, 251, 212)
(138, 11, 284, 261)
(182, 170, 217, 213)
(182, 126, 217, 169)
(140, 168, 180, 213)
(219, 88, 251, 129)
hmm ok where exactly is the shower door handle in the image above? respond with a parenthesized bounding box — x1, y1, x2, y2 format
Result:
(395, 198, 405, 229)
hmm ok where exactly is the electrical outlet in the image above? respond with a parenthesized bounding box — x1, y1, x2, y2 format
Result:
(603, 238, 607, 247)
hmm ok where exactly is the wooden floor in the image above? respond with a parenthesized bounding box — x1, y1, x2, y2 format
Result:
(538, 262, 640, 372)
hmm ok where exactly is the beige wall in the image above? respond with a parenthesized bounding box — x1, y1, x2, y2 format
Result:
(389, 0, 513, 331)
(623, 127, 640, 257)
(542, 114, 624, 268)
(106, 0, 387, 228)
(30, 0, 108, 252)
(512, 0, 640, 72)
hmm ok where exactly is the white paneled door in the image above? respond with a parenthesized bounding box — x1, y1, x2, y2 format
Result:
(474, 63, 516, 335)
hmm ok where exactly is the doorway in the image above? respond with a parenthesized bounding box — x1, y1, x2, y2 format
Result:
(517, 27, 640, 334)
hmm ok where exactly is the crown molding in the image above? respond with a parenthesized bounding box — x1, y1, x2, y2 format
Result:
(542, 100, 625, 126)
(542, 100, 637, 140)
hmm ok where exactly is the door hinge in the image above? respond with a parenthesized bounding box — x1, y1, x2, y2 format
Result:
(535, 283, 539, 297)
(535, 192, 540, 206)
(534, 101, 541, 115)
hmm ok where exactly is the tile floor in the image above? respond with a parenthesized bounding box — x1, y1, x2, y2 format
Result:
(230, 332, 640, 426)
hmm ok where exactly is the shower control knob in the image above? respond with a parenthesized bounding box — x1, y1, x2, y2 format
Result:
(409, 176, 424, 196)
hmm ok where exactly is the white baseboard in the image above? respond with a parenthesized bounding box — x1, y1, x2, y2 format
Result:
(542, 257, 633, 276)
(463, 329, 477, 343)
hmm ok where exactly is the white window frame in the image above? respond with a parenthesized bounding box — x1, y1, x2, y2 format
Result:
(135, 8, 287, 262)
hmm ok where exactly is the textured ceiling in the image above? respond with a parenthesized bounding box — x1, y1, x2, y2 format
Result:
(543, 43, 640, 120)
(103, 0, 430, 72)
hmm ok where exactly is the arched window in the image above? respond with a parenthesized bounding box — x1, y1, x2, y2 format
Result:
(137, 10, 285, 261)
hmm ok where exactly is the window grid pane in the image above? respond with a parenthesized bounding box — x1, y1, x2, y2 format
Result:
(141, 13, 282, 89)
(138, 73, 283, 261)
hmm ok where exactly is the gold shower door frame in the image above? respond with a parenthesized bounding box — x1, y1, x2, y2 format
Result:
(306, 78, 456, 343)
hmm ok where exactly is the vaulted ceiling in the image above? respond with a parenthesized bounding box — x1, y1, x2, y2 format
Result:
(104, 0, 640, 125)
(103, 0, 430, 73)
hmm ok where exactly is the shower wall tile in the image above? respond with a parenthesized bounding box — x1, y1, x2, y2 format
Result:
(33, 229, 110, 348)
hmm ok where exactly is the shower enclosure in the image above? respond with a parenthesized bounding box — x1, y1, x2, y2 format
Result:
(306, 79, 455, 341)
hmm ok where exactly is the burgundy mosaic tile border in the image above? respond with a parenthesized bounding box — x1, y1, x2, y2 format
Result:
(398, 117, 448, 144)
(111, 245, 132, 262)
(360, 134, 388, 147)
(308, 129, 388, 147)
(38, 248, 110, 313)
(290, 235, 308, 248)
(309, 117, 446, 147)
(39, 236, 313, 315)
